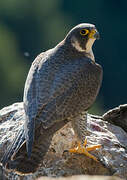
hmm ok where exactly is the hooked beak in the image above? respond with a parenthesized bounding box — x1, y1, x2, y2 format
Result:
(88, 29, 100, 40)
(93, 31, 100, 40)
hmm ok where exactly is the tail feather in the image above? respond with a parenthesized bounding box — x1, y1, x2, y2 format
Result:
(24, 118, 35, 158)
(0, 119, 69, 175)
(1, 127, 25, 167)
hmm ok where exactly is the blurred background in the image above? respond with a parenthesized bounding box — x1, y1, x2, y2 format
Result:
(0, 0, 127, 115)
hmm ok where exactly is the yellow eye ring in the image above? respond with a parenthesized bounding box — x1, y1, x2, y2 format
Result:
(80, 29, 89, 36)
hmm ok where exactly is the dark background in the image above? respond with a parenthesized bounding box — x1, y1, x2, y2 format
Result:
(0, 0, 127, 114)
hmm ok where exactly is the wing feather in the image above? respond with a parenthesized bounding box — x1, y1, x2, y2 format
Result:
(23, 54, 102, 157)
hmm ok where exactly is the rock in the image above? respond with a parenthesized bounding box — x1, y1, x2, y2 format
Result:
(37, 175, 122, 180)
(0, 103, 127, 180)
(103, 104, 127, 132)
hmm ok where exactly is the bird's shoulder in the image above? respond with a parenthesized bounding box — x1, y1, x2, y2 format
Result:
(83, 57, 103, 76)
(32, 48, 54, 68)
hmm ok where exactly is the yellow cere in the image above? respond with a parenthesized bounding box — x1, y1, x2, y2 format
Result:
(80, 29, 89, 36)
(88, 29, 96, 39)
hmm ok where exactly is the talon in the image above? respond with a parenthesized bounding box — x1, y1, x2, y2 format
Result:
(83, 137, 87, 146)
(69, 137, 101, 162)
(86, 144, 101, 151)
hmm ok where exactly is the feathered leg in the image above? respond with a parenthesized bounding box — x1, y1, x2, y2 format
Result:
(70, 112, 101, 161)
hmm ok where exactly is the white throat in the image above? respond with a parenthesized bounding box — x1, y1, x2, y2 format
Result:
(71, 36, 95, 61)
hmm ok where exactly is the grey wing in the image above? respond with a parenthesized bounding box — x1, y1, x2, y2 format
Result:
(23, 55, 74, 157)
(23, 52, 69, 157)
(24, 55, 102, 157)
(23, 67, 38, 157)
(23, 53, 52, 157)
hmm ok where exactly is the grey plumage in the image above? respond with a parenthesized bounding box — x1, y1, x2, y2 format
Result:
(1, 23, 103, 174)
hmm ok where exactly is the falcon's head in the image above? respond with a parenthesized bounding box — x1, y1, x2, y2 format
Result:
(65, 23, 100, 53)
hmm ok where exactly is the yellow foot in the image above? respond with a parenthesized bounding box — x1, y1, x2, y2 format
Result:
(69, 137, 101, 162)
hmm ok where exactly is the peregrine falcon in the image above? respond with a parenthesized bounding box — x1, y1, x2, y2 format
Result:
(1, 23, 103, 174)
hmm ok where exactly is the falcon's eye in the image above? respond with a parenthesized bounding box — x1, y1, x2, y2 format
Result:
(80, 29, 89, 36)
